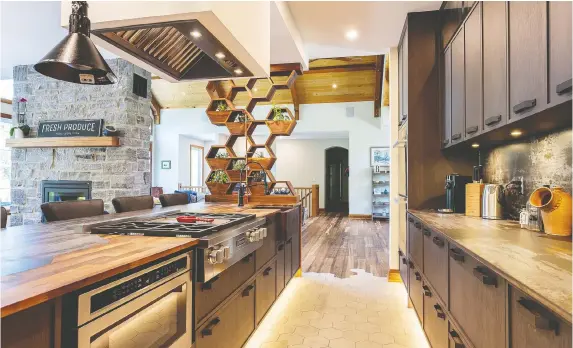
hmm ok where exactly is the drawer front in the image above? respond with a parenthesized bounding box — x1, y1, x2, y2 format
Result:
(408, 262, 424, 324)
(448, 322, 469, 348)
(399, 249, 409, 291)
(449, 246, 506, 348)
(285, 238, 293, 284)
(408, 216, 424, 268)
(423, 289, 448, 348)
(510, 286, 572, 348)
(276, 242, 286, 295)
(196, 281, 256, 348)
(195, 253, 256, 323)
(256, 261, 277, 324)
(423, 227, 449, 303)
(256, 216, 277, 271)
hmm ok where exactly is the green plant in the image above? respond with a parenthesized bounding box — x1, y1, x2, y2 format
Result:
(10, 124, 30, 137)
(232, 159, 246, 170)
(271, 105, 290, 121)
(215, 101, 229, 112)
(215, 151, 229, 159)
(253, 151, 265, 158)
(209, 170, 229, 183)
(234, 112, 246, 123)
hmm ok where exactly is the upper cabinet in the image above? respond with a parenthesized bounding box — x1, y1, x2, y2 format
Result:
(450, 30, 465, 145)
(442, 47, 452, 148)
(548, 1, 572, 106)
(464, 4, 482, 140)
(398, 23, 409, 127)
(508, 2, 547, 122)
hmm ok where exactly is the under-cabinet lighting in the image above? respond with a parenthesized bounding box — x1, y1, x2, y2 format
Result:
(471, 143, 479, 148)
(510, 129, 523, 137)
(215, 52, 226, 59)
(190, 30, 202, 38)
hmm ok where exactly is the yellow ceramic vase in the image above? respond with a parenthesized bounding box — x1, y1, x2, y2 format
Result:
(529, 187, 572, 236)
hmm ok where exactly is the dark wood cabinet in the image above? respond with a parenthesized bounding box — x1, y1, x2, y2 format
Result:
(510, 286, 572, 348)
(508, 1, 547, 122)
(287, 209, 301, 277)
(256, 216, 277, 271)
(450, 29, 465, 144)
(284, 238, 292, 285)
(399, 249, 409, 291)
(424, 291, 449, 348)
(408, 262, 424, 324)
(449, 246, 506, 348)
(256, 261, 277, 324)
(402, 24, 409, 119)
(422, 227, 448, 303)
(276, 242, 286, 295)
(482, 1, 507, 131)
(196, 281, 256, 348)
(441, 1, 464, 49)
(408, 216, 423, 268)
(448, 323, 469, 348)
(442, 46, 452, 148)
(463, 3, 482, 140)
(1, 300, 58, 348)
(548, 1, 572, 106)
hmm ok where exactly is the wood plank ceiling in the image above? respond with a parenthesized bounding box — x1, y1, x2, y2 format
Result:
(151, 55, 379, 109)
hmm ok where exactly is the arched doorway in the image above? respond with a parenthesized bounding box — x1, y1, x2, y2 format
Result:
(325, 147, 349, 213)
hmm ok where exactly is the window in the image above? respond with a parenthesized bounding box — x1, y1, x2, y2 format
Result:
(190, 145, 204, 187)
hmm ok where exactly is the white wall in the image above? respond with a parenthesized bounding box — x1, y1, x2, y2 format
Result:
(275, 138, 349, 208)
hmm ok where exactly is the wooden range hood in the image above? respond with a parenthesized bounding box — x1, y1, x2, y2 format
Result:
(92, 20, 253, 81)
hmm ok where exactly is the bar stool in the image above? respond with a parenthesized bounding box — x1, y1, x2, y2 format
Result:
(112, 195, 154, 213)
(1, 207, 7, 228)
(40, 199, 104, 222)
(159, 193, 189, 207)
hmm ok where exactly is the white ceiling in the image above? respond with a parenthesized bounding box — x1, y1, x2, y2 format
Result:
(286, 1, 441, 59)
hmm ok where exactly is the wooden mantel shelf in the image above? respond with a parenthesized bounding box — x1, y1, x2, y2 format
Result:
(5, 136, 120, 148)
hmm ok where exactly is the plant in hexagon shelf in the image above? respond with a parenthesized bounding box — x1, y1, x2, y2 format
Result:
(206, 146, 233, 170)
(248, 149, 276, 170)
(226, 159, 246, 182)
(206, 170, 230, 195)
(247, 169, 276, 195)
(267, 105, 296, 136)
(226, 110, 254, 136)
(207, 99, 234, 125)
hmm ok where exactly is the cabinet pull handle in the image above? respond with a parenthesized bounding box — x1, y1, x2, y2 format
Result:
(263, 266, 273, 276)
(432, 236, 445, 247)
(517, 298, 560, 334)
(451, 133, 461, 141)
(408, 217, 414, 222)
(448, 330, 465, 348)
(556, 79, 572, 95)
(433, 304, 446, 320)
(422, 228, 431, 237)
(408, 260, 415, 269)
(242, 284, 255, 297)
(398, 250, 404, 256)
(449, 248, 465, 262)
(414, 271, 421, 281)
(513, 99, 536, 113)
(242, 254, 253, 263)
(422, 285, 432, 297)
(286, 239, 292, 244)
(278, 243, 285, 251)
(443, 139, 450, 146)
(465, 126, 478, 134)
(201, 317, 221, 337)
(484, 115, 502, 126)
(472, 266, 498, 287)
(401, 257, 408, 265)
(414, 222, 421, 229)
(201, 275, 220, 290)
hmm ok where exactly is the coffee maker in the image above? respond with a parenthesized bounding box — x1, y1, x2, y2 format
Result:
(441, 174, 472, 213)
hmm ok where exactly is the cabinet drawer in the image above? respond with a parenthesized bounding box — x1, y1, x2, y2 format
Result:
(196, 281, 256, 348)
(408, 262, 424, 325)
(276, 242, 286, 295)
(423, 227, 448, 303)
(256, 216, 277, 271)
(195, 253, 256, 323)
(399, 249, 409, 291)
(256, 261, 277, 324)
(408, 216, 423, 268)
(510, 286, 572, 348)
(448, 323, 469, 348)
(285, 238, 293, 285)
(449, 246, 506, 348)
(424, 289, 448, 348)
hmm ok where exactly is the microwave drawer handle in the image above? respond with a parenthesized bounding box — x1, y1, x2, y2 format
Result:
(485, 115, 502, 126)
(473, 266, 498, 287)
(432, 236, 445, 247)
(513, 99, 536, 113)
(556, 79, 572, 95)
(449, 248, 465, 263)
(517, 298, 560, 334)
(448, 330, 465, 348)
(201, 317, 221, 337)
(201, 275, 220, 290)
(433, 304, 446, 320)
(242, 284, 255, 297)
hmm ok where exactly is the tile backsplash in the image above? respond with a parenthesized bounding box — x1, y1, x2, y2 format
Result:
(483, 128, 572, 219)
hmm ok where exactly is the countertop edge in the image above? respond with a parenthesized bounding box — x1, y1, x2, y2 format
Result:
(408, 210, 572, 323)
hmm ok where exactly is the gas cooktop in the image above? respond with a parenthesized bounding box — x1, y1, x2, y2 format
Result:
(90, 212, 256, 238)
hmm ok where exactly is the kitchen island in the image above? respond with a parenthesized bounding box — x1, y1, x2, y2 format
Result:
(1, 202, 301, 348)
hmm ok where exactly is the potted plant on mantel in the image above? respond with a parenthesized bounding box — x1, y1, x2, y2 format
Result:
(206, 170, 230, 195)
(10, 98, 30, 139)
(227, 159, 246, 182)
(266, 105, 296, 136)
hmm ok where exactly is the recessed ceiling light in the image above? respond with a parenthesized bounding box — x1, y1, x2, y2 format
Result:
(234, 68, 243, 75)
(253, 87, 258, 92)
(471, 143, 479, 148)
(332, 83, 337, 89)
(190, 30, 202, 38)
(215, 52, 225, 59)
(345, 30, 358, 41)
(181, 92, 186, 96)
(510, 129, 523, 137)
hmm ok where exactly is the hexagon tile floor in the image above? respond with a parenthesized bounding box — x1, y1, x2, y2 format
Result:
(244, 270, 430, 348)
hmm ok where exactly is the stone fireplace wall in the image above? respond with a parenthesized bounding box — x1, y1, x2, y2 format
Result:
(10, 59, 152, 226)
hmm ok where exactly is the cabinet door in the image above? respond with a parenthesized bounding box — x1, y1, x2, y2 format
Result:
(442, 47, 452, 148)
(196, 282, 256, 348)
(291, 230, 300, 277)
(408, 262, 424, 324)
(399, 41, 404, 124)
(424, 294, 449, 348)
(256, 216, 277, 271)
(548, 1, 572, 105)
(509, 1, 547, 121)
(482, 1, 508, 131)
(399, 249, 409, 291)
(450, 30, 465, 144)
(423, 227, 448, 303)
(256, 261, 277, 324)
(403, 25, 409, 118)
(510, 286, 572, 348)
(408, 217, 423, 269)
(448, 323, 469, 348)
(464, 3, 482, 140)
(285, 238, 293, 284)
(276, 242, 286, 295)
(449, 246, 506, 348)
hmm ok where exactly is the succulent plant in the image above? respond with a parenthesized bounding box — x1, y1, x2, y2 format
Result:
(232, 159, 246, 170)
(215, 101, 229, 112)
(253, 151, 265, 158)
(234, 112, 246, 123)
(215, 151, 230, 158)
(271, 105, 290, 121)
(209, 170, 229, 183)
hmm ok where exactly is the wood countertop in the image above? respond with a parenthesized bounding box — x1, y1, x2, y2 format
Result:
(1, 202, 284, 318)
(408, 209, 572, 322)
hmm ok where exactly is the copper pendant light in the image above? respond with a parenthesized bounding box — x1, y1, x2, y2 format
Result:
(34, 1, 116, 85)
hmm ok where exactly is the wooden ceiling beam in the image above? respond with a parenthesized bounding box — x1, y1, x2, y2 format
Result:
(374, 55, 384, 118)
(270, 63, 303, 76)
(151, 92, 162, 124)
(305, 64, 376, 74)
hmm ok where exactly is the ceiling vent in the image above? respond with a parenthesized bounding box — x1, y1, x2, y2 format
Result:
(346, 106, 355, 118)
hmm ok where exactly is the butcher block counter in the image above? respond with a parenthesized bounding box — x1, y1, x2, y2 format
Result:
(0, 202, 284, 318)
(408, 209, 572, 322)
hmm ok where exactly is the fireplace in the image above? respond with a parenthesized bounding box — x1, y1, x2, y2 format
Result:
(41, 180, 92, 203)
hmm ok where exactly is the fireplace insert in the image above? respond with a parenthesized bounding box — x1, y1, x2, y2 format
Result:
(41, 180, 92, 203)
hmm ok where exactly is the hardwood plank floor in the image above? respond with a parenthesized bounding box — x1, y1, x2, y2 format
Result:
(301, 213, 390, 278)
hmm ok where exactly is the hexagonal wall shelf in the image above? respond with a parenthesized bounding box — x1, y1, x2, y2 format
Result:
(206, 98, 234, 125)
(226, 110, 255, 136)
(266, 107, 296, 136)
